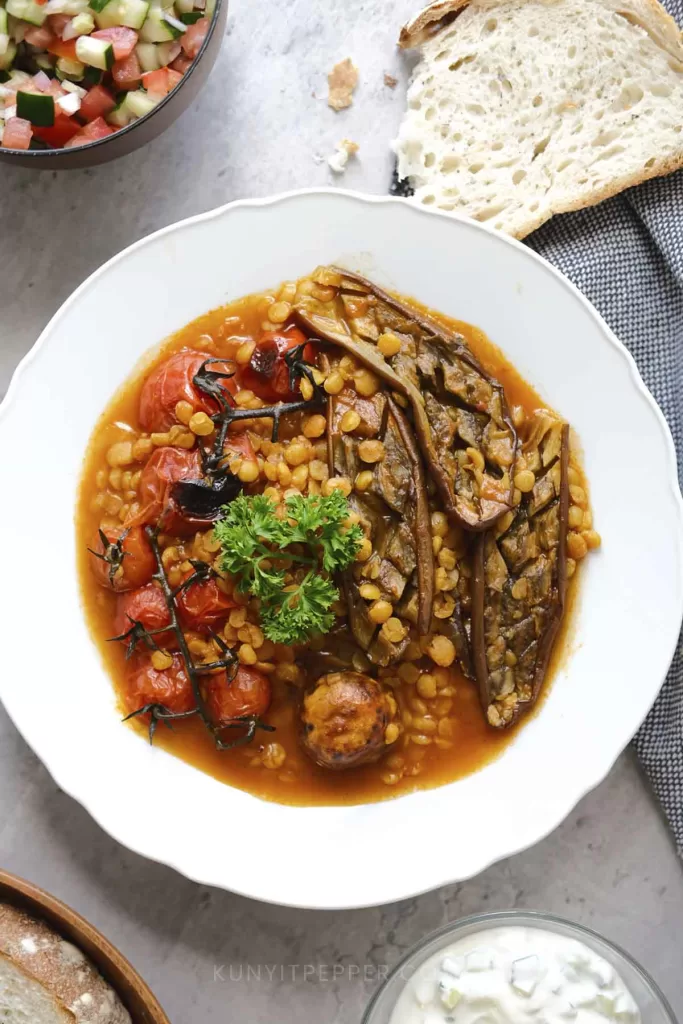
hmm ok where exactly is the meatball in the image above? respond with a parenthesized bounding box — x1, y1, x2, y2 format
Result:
(299, 672, 399, 770)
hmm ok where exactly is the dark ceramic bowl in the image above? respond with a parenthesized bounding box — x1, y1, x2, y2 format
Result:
(0, 0, 227, 169)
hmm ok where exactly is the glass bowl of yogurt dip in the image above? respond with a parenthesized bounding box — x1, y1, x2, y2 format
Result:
(361, 911, 676, 1024)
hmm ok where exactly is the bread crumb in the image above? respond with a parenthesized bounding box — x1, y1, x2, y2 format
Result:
(328, 58, 358, 111)
(328, 139, 359, 174)
(384, 72, 398, 88)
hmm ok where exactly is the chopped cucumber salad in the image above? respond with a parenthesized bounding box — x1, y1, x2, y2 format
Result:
(0, 0, 213, 150)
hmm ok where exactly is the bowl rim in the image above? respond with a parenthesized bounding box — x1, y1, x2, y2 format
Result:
(0, 0, 224, 160)
(0, 867, 170, 1023)
(360, 909, 678, 1024)
(1, 189, 682, 909)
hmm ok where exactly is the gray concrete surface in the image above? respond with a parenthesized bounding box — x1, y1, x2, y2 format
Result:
(1, 0, 682, 1020)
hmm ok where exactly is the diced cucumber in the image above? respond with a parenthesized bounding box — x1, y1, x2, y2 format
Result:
(56, 55, 86, 79)
(205, 0, 214, 19)
(34, 52, 56, 70)
(94, 0, 148, 28)
(7, 68, 30, 88)
(82, 64, 103, 84)
(6, 0, 49, 26)
(76, 34, 114, 69)
(0, 40, 16, 71)
(179, 11, 202, 23)
(62, 11, 95, 37)
(135, 41, 159, 71)
(106, 99, 133, 126)
(161, 9, 184, 32)
(0, 34, 10, 58)
(45, 0, 89, 13)
(0, 9, 8, 35)
(174, 0, 194, 13)
(7, 14, 27, 43)
(17, 89, 55, 126)
(155, 40, 178, 64)
(139, 5, 180, 41)
(123, 86, 159, 117)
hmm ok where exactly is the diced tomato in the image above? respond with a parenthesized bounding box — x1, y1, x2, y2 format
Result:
(166, 68, 183, 90)
(24, 25, 54, 48)
(78, 84, 116, 123)
(180, 17, 208, 58)
(92, 26, 138, 60)
(36, 0, 48, 6)
(46, 36, 77, 60)
(33, 114, 80, 147)
(112, 50, 141, 89)
(64, 116, 114, 147)
(170, 54, 192, 74)
(2, 117, 32, 150)
(47, 14, 71, 37)
(141, 67, 170, 96)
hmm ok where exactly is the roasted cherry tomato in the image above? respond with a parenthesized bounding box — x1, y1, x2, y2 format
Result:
(177, 574, 235, 633)
(124, 654, 194, 716)
(89, 525, 155, 592)
(114, 582, 175, 647)
(139, 350, 237, 433)
(204, 666, 271, 724)
(241, 327, 316, 403)
(223, 430, 256, 461)
(126, 446, 203, 533)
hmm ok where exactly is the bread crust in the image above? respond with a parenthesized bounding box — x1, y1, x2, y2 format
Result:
(0, 903, 130, 1024)
(399, 0, 683, 56)
(398, 0, 683, 236)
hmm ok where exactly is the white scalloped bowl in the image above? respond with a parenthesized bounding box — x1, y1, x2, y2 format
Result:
(0, 190, 681, 909)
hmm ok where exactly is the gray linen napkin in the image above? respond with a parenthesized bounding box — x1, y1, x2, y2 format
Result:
(528, 159, 683, 856)
(392, 0, 683, 852)
(528, 146, 683, 856)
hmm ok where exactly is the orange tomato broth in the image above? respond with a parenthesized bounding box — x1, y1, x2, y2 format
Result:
(76, 283, 579, 806)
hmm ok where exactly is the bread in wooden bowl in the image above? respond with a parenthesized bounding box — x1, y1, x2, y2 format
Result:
(0, 902, 131, 1023)
(394, 0, 683, 237)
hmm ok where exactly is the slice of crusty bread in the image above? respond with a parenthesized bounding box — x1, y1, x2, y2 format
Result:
(0, 951, 75, 1023)
(0, 904, 131, 1024)
(393, 0, 683, 237)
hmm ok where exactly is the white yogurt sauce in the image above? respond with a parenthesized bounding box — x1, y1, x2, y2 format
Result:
(389, 927, 641, 1024)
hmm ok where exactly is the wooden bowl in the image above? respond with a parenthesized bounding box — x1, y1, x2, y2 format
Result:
(0, 869, 169, 1024)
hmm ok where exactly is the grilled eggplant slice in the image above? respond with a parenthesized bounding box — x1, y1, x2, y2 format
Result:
(471, 418, 569, 728)
(326, 374, 434, 666)
(296, 267, 517, 531)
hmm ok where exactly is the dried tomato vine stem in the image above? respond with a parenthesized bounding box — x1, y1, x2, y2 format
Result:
(134, 526, 274, 750)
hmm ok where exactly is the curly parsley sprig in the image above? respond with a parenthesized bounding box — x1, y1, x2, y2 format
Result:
(214, 491, 363, 645)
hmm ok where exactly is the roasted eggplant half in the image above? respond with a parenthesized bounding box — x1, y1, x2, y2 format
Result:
(325, 363, 434, 666)
(471, 417, 569, 728)
(296, 267, 517, 531)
